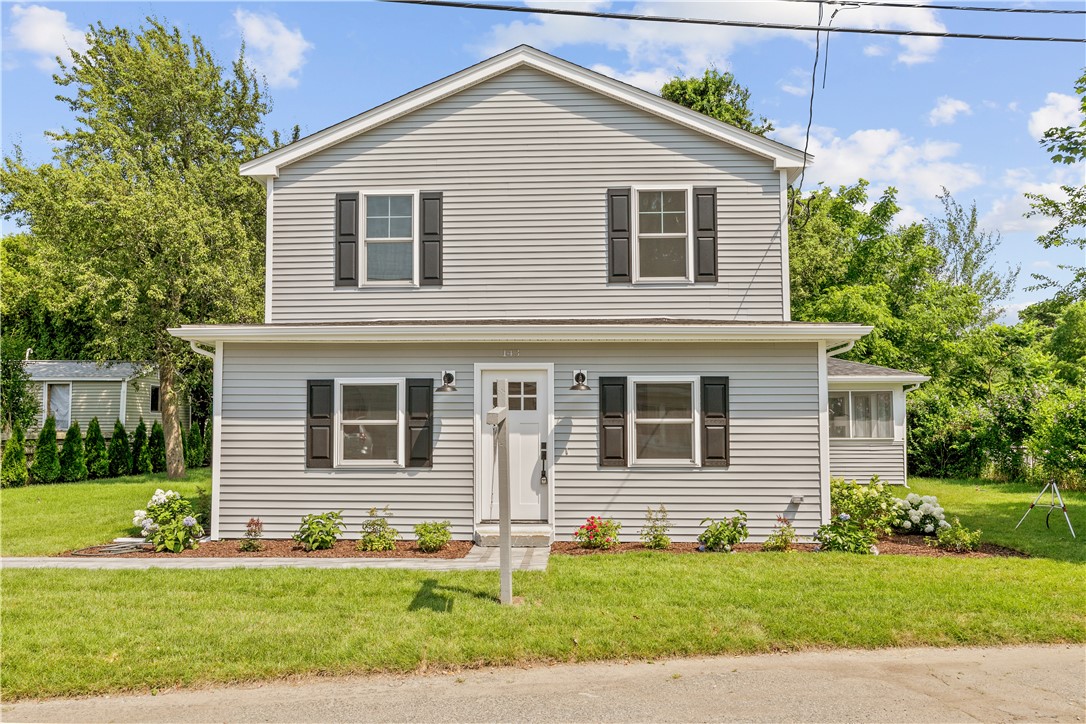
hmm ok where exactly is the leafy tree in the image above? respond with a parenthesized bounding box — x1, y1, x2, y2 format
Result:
(84, 416, 109, 479)
(186, 421, 204, 469)
(1027, 386, 1086, 488)
(661, 68, 772, 135)
(0, 19, 271, 479)
(59, 420, 88, 482)
(30, 416, 62, 484)
(1050, 300, 1086, 384)
(107, 420, 132, 478)
(130, 418, 152, 475)
(0, 335, 38, 433)
(149, 420, 167, 473)
(1, 424, 29, 487)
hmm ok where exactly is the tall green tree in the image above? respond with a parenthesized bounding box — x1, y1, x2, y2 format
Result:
(130, 418, 152, 475)
(59, 420, 88, 482)
(1, 335, 38, 433)
(30, 416, 62, 484)
(84, 417, 109, 479)
(107, 420, 132, 478)
(0, 19, 271, 479)
(149, 420, 167, 473)
(1, 424, 29, 487)
(661, 68, 772, 135)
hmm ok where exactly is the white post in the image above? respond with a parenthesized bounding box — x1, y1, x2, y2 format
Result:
(486, 379, 512, 604)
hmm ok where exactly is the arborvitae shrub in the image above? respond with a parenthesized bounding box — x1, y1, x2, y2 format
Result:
(107, 420, 131, 478)
(30, 416, 62, 484)
(186, 422, 204, 469)
(149, 420, 166, 473)
(59, 420, 88, 482)
(1, 424, 29, 487)
(84, 417, 109, 479)
(130, 418, 152, 475)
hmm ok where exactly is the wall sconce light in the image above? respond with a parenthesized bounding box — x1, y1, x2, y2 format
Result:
(436, 370, 457, 393)
(570, 370, 590, 391)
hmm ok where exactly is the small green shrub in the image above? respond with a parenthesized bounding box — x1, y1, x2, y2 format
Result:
(814, 513, 877, 554)
(639, 504, 672, 550)
(762, 515, 798, 552)
(357, 506, 399, 551)
(573, 515, 622, 549)
(293, 511, 345, 551)
(1, 424, 29, 488)
(130, 418, 152, 475)
(84, 417, 109, 479)
(152, 515, 204, 553)
(148, 420, 166, 473)
(414, 520, 451, 552)
(239, 517, 263, 552)
(1027, 386, 1086, 490)
(927, 517, 982, 552)
(107, 420, 131, 477)
(186, 422, 205, 469)
(698, 510, 748, 552)
(30, 416, 61, 484)
(830, 477, 897, 536)
(59, 420, 87, 482)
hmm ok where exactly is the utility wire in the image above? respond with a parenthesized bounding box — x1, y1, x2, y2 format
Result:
(381, 0, 1086, 42)
(774, 0, 1086, 15)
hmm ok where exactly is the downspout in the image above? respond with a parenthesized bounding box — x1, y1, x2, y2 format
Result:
(189, 341, 215, 360)
(901, 382, 922, 488)
(189, 339, 223, 539)
(826, 341, 854, 358)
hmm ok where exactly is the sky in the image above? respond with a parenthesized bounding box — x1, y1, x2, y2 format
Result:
(2, 0, 1084, 318)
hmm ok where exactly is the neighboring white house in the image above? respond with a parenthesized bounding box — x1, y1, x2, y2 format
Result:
(171, 46, 925, 544)
(23, 360, 191, 439)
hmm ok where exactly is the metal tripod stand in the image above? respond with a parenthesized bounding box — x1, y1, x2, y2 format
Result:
(1015, 480, 1076, 538)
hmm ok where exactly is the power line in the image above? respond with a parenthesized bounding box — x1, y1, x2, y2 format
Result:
(381, 0, 1086, 42)
(775, 0, 1086, 15)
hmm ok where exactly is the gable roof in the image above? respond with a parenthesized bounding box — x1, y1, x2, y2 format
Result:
(241, 45, 810, 181)
(25, 360, 153, 382)
(827, 358, 929, 384)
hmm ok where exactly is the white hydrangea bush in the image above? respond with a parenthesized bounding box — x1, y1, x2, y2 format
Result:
(893, 493, 952, 535)
(132, 489, 184, 538)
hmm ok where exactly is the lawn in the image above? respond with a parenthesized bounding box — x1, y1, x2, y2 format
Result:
(0, 474, 1083, 700)
(0, 469, 211, 556)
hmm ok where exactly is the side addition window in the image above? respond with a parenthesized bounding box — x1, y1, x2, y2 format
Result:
(829, 391, 893, 439)
(364, 194, 415, 284)
(636, 190, 689, 280)
(339, 381, 404, 466)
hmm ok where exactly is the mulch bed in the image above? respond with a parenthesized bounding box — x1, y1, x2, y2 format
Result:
(64, 539, 474, 559)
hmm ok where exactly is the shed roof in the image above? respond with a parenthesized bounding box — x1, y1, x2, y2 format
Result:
(827, 358, 928, 384)
(24, 361, 152, 382)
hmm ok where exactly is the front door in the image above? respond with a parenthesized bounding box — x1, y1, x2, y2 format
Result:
(480, 369, 549, 522)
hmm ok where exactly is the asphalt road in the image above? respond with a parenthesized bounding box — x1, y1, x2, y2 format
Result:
(4, 644, 1084, 723)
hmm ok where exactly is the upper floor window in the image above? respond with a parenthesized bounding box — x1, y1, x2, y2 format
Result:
(829, 390, 893, 439)
(636, 189, 690, 281)
(363, 193, 416, 285)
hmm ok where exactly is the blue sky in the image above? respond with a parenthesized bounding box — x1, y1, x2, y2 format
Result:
(2, 1, 1083, 317)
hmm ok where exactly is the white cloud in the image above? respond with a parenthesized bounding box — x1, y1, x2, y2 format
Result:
(590, 63, 672, 93)
(863, 44, 887, 57)
(928, 96, 971, 126)
(233, 9, 312, 89)
(7, 4, 88, 70)
(1028, 92, 1083, 141)
(979, 164, 1083, 235)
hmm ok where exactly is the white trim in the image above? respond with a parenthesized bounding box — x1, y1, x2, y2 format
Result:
(240, 46, 808, 180)
(210, 342, 223, 540)
(828, 374, 929, 384)
(118, 380, 128, 427)
(817, 341, 830, 526)
(264, 177, 274, 323)
(359, 190, 420, 288)
(627, 376, 700, 467)
(472, 362, 555, 529)
(334, 378, 406, 468)
(631, 186, 695, 284)
(779, 169, 792, 321)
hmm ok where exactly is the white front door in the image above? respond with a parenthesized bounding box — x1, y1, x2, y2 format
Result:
(480, 369, 549, 522)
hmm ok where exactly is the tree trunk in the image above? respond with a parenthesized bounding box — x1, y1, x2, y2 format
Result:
(159, 353, 187, 479)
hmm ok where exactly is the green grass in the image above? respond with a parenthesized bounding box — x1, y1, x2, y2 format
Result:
(908, 477, 1085, 563)
(0, 469, 211, 556)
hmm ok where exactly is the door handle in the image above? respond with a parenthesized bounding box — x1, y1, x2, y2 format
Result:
(540, 442, 548, 485)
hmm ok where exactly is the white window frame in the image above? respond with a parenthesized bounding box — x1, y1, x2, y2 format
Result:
(828, 389, 895, 440)
(43, 382, 72, 429)
(628, 375, 701, 467)
(360, 189, 419, 288)
(334, 378, 406, 468)
(632, 185, 695, 284)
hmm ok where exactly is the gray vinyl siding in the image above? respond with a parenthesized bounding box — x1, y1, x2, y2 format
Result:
(829, 439, 907, 486)
(270, 66, 785, 323)
(28, 380, 122, 437)
(217, 341, 821, 541)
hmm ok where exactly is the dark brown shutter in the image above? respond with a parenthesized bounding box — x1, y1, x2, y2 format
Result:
(406, 378, 434, 468)
(598, 376, 627, 466)
(701, 376, 730, 467)
(693, 187, 718, 283)
(606, 188, 632, 283)
(306, 380, 334, 468)
(419, 192, 443, 286)
(334, 193, 359, 286)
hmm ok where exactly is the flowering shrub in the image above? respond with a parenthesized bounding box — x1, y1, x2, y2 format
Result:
(814, 513, 877, 554)
(239, 517, 264, 552)
(762, 515, 799, 552)
(698, 511, 748, 552)
(414, 520, 451, 552)
(893, 493, 952, 535)
(152, 515, 204, 553)
(639, 505, 672, 550)
(927, 517, 982, 552)
(293, 511, 345, 551)
(573, 516, 621, 549)
(357, 506, 399, 551)
(830, 477, 897, 536)
(132, 489, 203, 553)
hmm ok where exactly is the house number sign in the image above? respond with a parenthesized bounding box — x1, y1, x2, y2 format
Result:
(502, 349, 520, 357)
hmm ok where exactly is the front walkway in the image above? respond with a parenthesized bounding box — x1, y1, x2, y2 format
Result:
(0, 546, 549, 571)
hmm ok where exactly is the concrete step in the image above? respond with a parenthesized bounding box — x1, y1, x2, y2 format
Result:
(474, 524, 552, 547)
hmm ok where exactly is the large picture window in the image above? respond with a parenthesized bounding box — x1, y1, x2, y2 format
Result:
(631, 379, 696, 463)
(337, 380, 404, 466)
(46, 382, 71, 430)
(363, 193, 415, 284)
(636, 189, 690, 281)
(829, 390, 893, 439)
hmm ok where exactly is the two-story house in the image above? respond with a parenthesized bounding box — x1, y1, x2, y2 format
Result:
(172, 46, 926, 544)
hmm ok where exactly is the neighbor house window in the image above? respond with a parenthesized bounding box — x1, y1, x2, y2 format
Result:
(46, 382, 71, 429)
(631, 379, 696, 463)
(337, 379, 404, 466)
(636, 189, 690, 280)
(150, 385, 161, 413)
(829, 391, 893, 439)
(363, 193, 415, 284)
